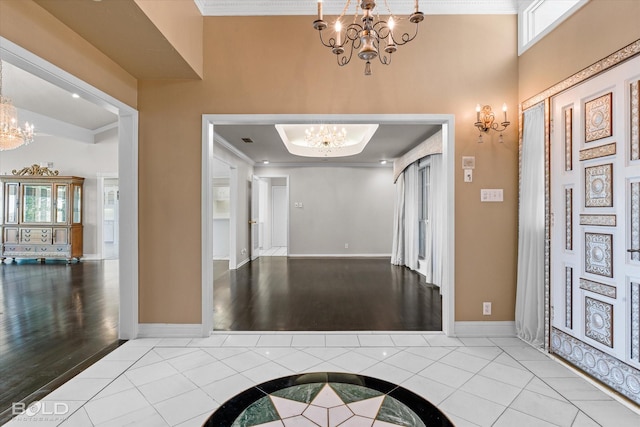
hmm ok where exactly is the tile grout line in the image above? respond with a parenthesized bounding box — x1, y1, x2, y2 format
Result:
(78, 346, 157, 426)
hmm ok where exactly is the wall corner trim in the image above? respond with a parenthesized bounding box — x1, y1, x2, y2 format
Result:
(454, 321, 516, 337)
(137, 323, 204, 338)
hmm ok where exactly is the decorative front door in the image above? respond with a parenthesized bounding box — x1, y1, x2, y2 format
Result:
(550, 53, 640, 404)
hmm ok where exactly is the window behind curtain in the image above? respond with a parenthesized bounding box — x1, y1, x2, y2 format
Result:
(418, 164, 430, 259)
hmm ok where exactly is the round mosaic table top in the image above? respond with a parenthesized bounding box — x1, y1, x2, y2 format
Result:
(204, 372, 453, 426)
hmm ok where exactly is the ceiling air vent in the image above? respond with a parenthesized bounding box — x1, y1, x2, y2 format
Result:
(241, 137, 254, 143)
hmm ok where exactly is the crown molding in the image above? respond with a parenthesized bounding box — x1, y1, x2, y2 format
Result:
(255, 162, 393, 168)
(194, 0, 518, 17)
(214, 133, 256, 166)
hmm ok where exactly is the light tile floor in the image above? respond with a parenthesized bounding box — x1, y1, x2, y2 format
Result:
(5, 333, 640, 427)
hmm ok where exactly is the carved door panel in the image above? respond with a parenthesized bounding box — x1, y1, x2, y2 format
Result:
(550, 54, 640, 404)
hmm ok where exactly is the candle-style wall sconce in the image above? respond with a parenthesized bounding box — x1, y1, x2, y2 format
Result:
(474, 104, 510, 143)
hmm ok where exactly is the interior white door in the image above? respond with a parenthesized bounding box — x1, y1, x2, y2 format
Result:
(550, 54, 640, 404)
(272, 186, 287, 248)
(250, 176, 260, 260)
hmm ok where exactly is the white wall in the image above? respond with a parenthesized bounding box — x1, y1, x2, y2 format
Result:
(255, 165, 395, 256)
(0, 133, 118, 257)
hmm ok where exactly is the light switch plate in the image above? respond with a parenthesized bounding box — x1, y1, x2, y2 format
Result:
(481, 189, 503, 202)
(464, 169, 473, 182)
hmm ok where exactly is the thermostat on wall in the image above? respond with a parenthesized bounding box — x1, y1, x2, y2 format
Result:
(462, 156, 475, 169)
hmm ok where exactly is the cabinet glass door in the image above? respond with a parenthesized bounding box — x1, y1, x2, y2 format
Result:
(5, 183, 19, 224)
(23, 185, 52, 223)
(55, 185, 68, 223)
(72, 184, 82, 224)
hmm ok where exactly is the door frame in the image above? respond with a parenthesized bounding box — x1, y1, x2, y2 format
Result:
(2, 37, 139, 340)
(254, 174, 290, 255)
(202, 114, 455, 335)
(250, 175, 261, 260)
(270, 177, 289, 251)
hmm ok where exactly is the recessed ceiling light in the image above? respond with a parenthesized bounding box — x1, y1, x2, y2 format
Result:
(262, 160, 270, 164)
(71, 93, 80, 99)
(379, 160, 387, 165)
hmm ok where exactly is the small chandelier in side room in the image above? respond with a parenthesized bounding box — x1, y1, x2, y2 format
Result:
(305, 125, 347, 155)
(313, 0, 424, 75)
(474, 103, 510, 143)
(0, 60, 35, 150)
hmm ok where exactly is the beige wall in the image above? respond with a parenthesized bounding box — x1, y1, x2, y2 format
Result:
(134, 0, 204, 78)
(519, 0, 640, 103)
(0, 0, 137, 108)
(138, 14, 520, 323)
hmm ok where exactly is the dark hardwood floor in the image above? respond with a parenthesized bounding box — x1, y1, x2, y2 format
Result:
(213, 257, 442, 331)
(0, 260, 119, 423)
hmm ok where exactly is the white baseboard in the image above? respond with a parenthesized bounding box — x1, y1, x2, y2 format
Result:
(81, 253, 100, 260)
(137, 323, 203, 338)
(288, 253, 392, 258)
(454, 321, 516, 337)
(234, 257, 250, 269)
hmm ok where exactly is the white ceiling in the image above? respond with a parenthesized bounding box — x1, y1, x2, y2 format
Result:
(194, 0, 519, 16)
(2, 61, 117, 132)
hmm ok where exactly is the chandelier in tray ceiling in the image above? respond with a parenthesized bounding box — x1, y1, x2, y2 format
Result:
(0, 60, 35, 150)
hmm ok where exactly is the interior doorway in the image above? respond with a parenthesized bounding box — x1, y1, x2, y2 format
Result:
(213, 158, 231, 261)
(102, 178, 119, 260)
(2, 38, 138, 340)
(253, 175, 289, 257)
(202, 114, 455, 335)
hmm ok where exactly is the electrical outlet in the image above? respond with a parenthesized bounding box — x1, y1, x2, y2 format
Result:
(483, 302, 492, 315)
(344, 243, 349, 249)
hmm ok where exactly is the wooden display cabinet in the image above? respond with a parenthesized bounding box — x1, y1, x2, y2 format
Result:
(0, 165, 84, 263)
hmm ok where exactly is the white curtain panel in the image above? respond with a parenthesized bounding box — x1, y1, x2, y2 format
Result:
(515, 102, 546, 347)
(404, 163, 419, 271)
(391, 172, 405, 265)
(429, 154, 445, 288)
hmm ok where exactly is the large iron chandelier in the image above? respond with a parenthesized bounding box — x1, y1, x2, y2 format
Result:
(0, 60, 34, 150)
(313, 0, 424, 75)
